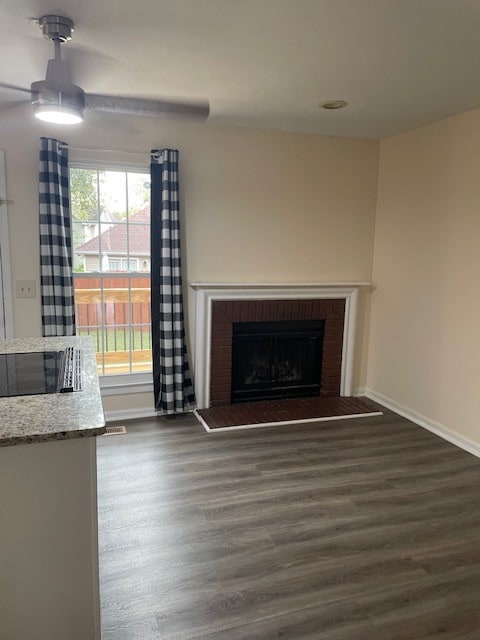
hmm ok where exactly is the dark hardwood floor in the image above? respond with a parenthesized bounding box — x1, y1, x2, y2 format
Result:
(97, 407, 480, 639)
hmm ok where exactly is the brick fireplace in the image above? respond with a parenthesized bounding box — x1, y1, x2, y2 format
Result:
(191, 284, 366, 409)
(210, 298, 345, 407)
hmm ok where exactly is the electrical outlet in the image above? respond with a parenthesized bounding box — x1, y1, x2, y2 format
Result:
(16, 280, 36, 299)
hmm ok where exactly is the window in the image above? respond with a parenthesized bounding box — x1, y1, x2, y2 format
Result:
(71, 167, 152, 377)
(107, 258, 138, 272)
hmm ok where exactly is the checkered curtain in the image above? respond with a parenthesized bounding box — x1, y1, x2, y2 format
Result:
(39, 137, 75, 336)
(150, 149, 195, 414)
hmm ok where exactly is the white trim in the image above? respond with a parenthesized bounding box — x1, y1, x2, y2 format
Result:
(190, 282, 372, 289)
(364, 388, 480, 459)
(191, 283, 365, 409)
(342, 289, 357, 396)
(194, 409, 383, 433)
(104, 406, 157, 423)
(355, 386, 367, 397)
(100, 371, 153, 396)
(101, 382, 153, 396)
(0, 151, 14, 338)
(69, 157, 149, 173)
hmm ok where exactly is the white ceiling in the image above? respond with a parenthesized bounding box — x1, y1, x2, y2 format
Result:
(1, 0, 480, 138)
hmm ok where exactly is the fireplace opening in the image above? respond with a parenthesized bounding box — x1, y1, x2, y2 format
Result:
(231, 319, 324, 403)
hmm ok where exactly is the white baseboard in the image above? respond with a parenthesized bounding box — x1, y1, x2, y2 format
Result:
(104, 407, 157, 423)
(365, 388, 480, 459)
(354, 387, 367, 397)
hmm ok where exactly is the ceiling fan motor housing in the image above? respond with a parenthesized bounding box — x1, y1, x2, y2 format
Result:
(31, 79, 85, 113)
(38, 15, 73, 43)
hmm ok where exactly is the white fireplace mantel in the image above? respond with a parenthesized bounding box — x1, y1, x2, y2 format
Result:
(189, 282, 371, 289)
(189, 283, 371, 409)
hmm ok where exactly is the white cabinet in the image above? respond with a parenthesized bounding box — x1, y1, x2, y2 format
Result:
(0, 437, 101, 640)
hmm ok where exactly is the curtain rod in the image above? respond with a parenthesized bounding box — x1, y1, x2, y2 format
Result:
(58, 144, 159, 157)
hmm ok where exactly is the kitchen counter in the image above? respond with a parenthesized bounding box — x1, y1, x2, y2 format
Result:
(0, 335, 104, 640)
(0, 336, 105, 446)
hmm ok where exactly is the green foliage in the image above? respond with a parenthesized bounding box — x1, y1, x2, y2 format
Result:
(70, 168, 150, 223)
(70, 168, 102, 222)
(128, 174, 151, 214)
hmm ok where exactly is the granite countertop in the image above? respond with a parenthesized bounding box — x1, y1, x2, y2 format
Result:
(0, 336, 106, 447)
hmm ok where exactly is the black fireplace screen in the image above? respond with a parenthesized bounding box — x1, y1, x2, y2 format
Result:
(231, 319, 324, 403)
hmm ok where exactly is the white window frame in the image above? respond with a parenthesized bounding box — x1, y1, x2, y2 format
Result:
(70, 158, 152, 395)
(0, 151, 14, 339)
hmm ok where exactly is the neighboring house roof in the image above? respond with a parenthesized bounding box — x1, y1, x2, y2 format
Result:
(75, 206, 150, 255)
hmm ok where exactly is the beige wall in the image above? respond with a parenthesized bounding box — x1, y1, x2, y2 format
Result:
(368, 109, 480, 442)
(0, 111, 379, 412)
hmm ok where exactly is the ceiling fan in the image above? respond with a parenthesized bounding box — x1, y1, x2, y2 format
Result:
(0, 15, 210, 125)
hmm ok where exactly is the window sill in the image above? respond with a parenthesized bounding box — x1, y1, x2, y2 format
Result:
(100, 372, 153, 397)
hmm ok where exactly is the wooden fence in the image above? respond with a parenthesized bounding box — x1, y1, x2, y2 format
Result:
(74, 276, 152, 374)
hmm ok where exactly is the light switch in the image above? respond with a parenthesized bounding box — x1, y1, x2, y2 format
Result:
(16, 280, 36, 299)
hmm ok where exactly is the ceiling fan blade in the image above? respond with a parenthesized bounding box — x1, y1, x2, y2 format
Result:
(0, 99, 31, 115)
(85, 109, 140, 136)
(85, 94, 210, 122)
(0, 82, 31, 95)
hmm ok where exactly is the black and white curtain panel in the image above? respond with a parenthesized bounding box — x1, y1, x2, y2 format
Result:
(150, 149, 196, 414)
(39, 137, 75, 336)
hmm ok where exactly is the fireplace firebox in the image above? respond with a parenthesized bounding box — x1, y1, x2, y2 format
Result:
(231, 319, 324, 403)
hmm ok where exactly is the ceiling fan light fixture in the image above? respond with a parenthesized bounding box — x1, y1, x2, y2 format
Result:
(34, 103, 83, 124)
(31, 79, 85, 125)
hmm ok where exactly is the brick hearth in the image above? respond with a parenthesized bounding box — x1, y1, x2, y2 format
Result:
(210, 298, 345, 407)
